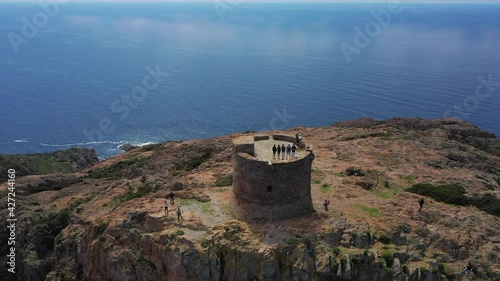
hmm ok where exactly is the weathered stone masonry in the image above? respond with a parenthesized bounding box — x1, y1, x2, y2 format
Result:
(230, 134, 315, 220)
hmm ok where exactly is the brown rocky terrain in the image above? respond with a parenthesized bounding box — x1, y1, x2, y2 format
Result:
(1, 117, 499, 281)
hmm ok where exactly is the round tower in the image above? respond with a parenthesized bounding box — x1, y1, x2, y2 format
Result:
(230, 134, 314, 220)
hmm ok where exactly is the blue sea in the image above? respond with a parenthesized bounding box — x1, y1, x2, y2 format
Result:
(1, 2, 499, 158)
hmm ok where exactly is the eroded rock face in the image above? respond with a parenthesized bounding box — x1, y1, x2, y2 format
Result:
(41, 218, 474, 281)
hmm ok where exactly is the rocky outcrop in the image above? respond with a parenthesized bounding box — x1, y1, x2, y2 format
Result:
(119, 143, 138, 152)
(0, 148, 99, 182)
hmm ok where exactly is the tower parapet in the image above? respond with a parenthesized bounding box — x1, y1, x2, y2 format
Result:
(230, 134, 314, 220)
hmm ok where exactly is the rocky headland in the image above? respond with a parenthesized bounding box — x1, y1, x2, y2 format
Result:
(1, 117, 499, 281)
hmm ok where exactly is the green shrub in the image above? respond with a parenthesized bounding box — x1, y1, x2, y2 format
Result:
(320, 184, 332, 193)
(345, 167, 366, 177)
(139, 143, 164, 152)
(114, 183, 158, 203)
(28, 178, 83, 194)
(87, 158, 148, 179)
(380, 250, 394, 267)
(176, 229, 185, 236)
(199, 237, 211, 248)
(68, 197, 91, 210)
(438, 263, 455, 278)
(407, 183, 468, 206)
(284, 237, 302, 245)
(332, 246, 341, 256)
(471, 193, 500, 217)
(171, 152, 211, 172)
(213, 175, 233, 187)
(378, 234, 391, 244)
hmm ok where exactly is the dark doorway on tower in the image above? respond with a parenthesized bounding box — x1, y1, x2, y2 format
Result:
(267, 186, 272, 192)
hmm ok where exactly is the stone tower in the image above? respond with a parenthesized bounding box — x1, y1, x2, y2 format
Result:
(230, 134, 314, 220)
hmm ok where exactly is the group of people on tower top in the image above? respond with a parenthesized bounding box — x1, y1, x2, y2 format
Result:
(272, 143, 296, 160)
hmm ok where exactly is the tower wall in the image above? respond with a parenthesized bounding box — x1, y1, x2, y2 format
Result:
(230, 134, 314, 220)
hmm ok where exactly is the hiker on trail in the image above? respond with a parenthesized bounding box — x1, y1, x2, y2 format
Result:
(277, 144, 281, 159)
(281, 144, 286, 160)
(291, 144, 296, 158)
(169, 191, 175, 204)
(176, 207, 183, 222)
(295, 132, 300, 144)
(324, 199, 331, 211)
(286, 144, 291, 159)
(164, 200, 169, 215)
(272, 144, 277, 159)
(464, 261, 473, 276)
(418, 198, 424, 212)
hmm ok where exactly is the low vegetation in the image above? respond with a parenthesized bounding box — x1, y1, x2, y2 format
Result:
(377, 234, 391, 244)
(320, 183, 332, 193)
(213, 174, 233, 187)
(139, 143, 164, 152)
(25, 177, 83, 194)
(469, 193, 500, 217)
(113, 183, 159, 205)
(311, 168, 326, 184)
(354, 204, 381, 217)
(345, 167, 366, 177)
(379, 250, 394, 267)
(0, 148, 98, 182)
(171, 151, 212, 172)
(408, 183, 500, 216)
(407, 183, 468, 206)
(87, 157, 149, 179)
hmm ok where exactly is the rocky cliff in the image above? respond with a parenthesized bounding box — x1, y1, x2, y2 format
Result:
(1, 118, 499, 281)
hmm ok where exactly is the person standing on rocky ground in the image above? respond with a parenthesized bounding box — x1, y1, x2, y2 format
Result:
(463, 261, 472, 277)
(418, 198, 424, 211)
(295, 132, 300, 145)
(169, 190, 175, 204)
(164, 200, 169, 215)
(281, 144, 286, 160)
(277, 144, 281, 159)
(286, 144, 291, 159)
(291, 144, 296, 158)
(324, 199, 331, 211)
(272, 144, 277, 159)
(177, 207, 183, 222)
